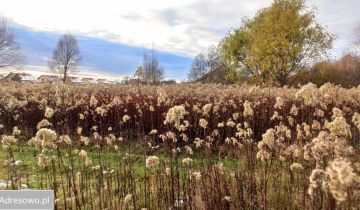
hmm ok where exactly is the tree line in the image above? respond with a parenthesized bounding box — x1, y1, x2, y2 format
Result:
(188, 0, 360, 87)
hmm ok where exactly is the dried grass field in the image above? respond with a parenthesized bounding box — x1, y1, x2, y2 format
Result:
(1, 82, 360, 209)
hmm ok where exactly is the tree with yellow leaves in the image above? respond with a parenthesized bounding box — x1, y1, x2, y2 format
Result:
(221, 0, 334, 86)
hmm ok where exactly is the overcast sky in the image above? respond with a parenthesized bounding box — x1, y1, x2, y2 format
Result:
(0, 0, 359, 80)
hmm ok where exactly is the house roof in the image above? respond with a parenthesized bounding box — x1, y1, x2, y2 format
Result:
(97, 79, 115, 84)
(67, 77, 82, 83)
(5, 72, 38, 82)
(1, 72, 123, 84)
(82, 78, 98, 84)
(129, 78, 140, 81)
(38, 75, 60, 81)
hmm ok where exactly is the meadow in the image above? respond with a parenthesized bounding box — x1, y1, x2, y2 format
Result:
(1, 82, 360, 209)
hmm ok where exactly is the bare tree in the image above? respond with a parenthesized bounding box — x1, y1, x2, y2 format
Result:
(143, 48, 164, 84)
(187, 53, 208, 81)
(188, 45, 226, 82)
(49, 34, 81, 82)
(0, 18, 23, 68)
(354, 24, 360, 55)
(134, 65, 144, 84)
(207, 45, 224, 71)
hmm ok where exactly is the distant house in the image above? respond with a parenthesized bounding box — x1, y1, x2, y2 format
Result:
(65, 77, 82, 84)
(196, 66, 227, 84)
(38, 75, 60, 83)
(96, 79, 106, 84)
(97, 79, 116, 84)
(121, 76, 130, 85)
(82, 78, 98, 84)
(113, 80, 121, 84)
(129, 78, 139, 85)
(2, 72, 38, 83)
(161, 80, 177, 85)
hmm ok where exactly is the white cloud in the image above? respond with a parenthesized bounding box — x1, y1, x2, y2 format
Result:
(0, 0, 359, 57)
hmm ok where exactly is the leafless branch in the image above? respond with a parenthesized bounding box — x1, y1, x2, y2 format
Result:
(142, 47, 164, 84)
(48, 33, 81, 82)
(0, 18, 24, 68)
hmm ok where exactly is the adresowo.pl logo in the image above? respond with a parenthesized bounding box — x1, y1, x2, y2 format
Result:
(0, 190, 54, 210)
(0, 195, 50, 205)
